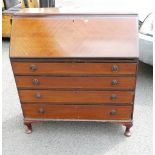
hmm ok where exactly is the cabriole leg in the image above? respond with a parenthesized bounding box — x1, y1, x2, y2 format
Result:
(24, 122, 32, 134)
(123, 122, 133, 137)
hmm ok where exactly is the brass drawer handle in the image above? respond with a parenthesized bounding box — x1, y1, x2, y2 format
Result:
(38, 108, 45, 114)
(110, 110, 117, 115)
(35, 92, 41, 99)
(32, 79, 40, 85)
(30, 64, 37, 72)
(111, 94, 117, 100)
(112, 65, 119, 72)
(111, 80, 118, 86)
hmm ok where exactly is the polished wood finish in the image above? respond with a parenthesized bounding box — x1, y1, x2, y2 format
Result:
(22, 104, 132, 120)
(15, 76, 136, 90)
(10, 12, 138, 58)
(15, 8, 137, 16)
(17, 8, 60, 15)
(19, 90, 134, 104)
(12, 62, 137, 75)
(10, 10, 138, 136)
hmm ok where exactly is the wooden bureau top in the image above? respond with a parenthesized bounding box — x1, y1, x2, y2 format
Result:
(13, 8, 138, 16)
(10, 8, 139, 58)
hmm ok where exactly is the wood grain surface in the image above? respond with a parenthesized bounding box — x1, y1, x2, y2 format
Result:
(10, 15, 138, 58)
(15, 8, 137, 16)
(12, 62, 137, 75)
(19, 90, 134, 104)
(22, 104, 132, 120)
(15, 76, 136, 90)
(9, 10, 138, 125)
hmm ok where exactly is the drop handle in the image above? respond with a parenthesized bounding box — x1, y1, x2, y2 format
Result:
(32, 79, 40, 85)
(38, 108, 45, 114)
(112, 65, 119, 72)
(111, 94, 117, 100)
(111, 80, 118, 86)
(110, 110, 117, 115)
(30, 64, 37, 71)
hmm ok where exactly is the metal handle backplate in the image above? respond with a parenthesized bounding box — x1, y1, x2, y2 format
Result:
(111, 80, 118, 86)
(110, 110, 117, 115)
(30, 65, 37, 72)
(32, 79, 40, 85)
(112, 65, 119, 72)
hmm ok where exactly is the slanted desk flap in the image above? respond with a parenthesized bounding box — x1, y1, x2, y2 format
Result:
(10, 12, 139, 58)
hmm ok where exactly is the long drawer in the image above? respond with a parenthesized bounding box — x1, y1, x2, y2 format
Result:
(12, 62, 137, 75)
(22, 104, 132, 120)
(19, 90, 134, 104)
(16, 76, 136, 90)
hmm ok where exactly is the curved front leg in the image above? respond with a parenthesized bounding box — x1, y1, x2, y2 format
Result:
(24, 122, 32, 134)
(123, 122, 133, 137)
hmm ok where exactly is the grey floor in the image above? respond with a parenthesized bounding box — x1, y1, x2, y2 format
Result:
(2, 39, 153, 155)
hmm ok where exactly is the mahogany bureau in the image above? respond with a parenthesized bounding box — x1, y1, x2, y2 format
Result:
(10, 8, 139, 137)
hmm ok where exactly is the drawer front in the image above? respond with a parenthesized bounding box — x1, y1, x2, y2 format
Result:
(16, 76, 136, 90)
(19, 90, 134, 104)
(12, 62, 137, 75)
(22, 104, 132, 120)
(22, 104, 77, 119)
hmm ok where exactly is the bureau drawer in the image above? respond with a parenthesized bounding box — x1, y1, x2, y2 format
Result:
(16, 76, 136, 90)
(12, 62, 137, 75)
(19, 90, 134, 104)
(22, 104, 132, 120)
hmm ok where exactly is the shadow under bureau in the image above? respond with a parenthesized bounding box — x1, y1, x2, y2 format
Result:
(10, 8, 139, 137)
